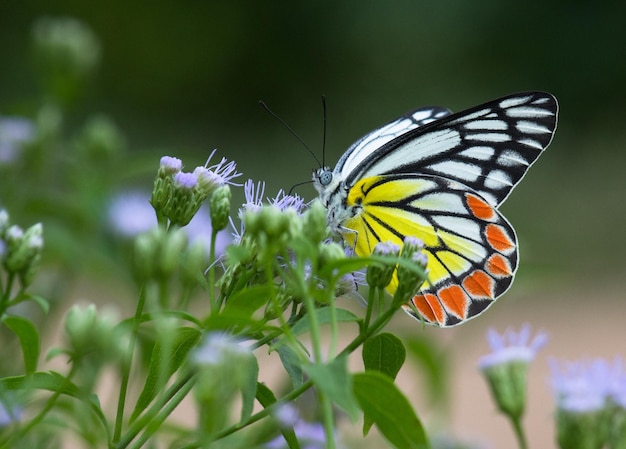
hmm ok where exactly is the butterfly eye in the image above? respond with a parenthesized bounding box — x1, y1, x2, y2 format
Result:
(319, 170, 333, 186)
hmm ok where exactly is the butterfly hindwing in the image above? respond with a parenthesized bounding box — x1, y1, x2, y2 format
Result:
(338, 92, 558, 207)
(341, 174, 517, 327)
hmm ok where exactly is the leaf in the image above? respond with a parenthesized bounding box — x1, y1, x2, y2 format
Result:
(255, 382, 278, 407)
(303, 356, 359, 421)
(2, 315, 40, 374)
(223, 284, 272, 316)
(361, 333, 406, 433)
(239, 354, 259, 422)
(289, 307, 359, 337)
(353, 371, 429, 449)
(130, 326, 201, 422)
(1, 371, 108, 434)
(277, 344, 304, 389)
(362, 333, 406, 380)
(255, 383, 301, 449)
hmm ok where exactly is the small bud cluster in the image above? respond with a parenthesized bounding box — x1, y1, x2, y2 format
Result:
(0, 209, 44, 288)
(150, 154, 240, 228)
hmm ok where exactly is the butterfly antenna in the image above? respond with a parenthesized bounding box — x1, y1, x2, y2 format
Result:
(321, 94, 327, 168)
(288, 179, 314, 195)
(259, 100, 322, 167)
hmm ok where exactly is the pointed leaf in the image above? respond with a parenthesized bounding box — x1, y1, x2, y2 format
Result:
(303, 356, 359, 421)
(130, 326, 201, 421)
(256, 383, 301, 449)
(353, 371, 429, 449)
(240, 354, 259, 422)
(2, 315, 40, 374)
(277, 344, 304, 389)
(290, 307, 359, 337)
(0, 372, 108, 433)
(362, 333, 406, 380)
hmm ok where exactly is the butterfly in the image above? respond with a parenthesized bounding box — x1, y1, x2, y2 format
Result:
(313, 92, 558, 327)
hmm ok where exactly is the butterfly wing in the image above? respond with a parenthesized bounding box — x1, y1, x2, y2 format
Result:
(342, 173, 517, 327)
(337, 92, 558, 207)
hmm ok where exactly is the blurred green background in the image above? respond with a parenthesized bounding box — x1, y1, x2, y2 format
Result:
(1, 2, 626, 447)
(2, 1, 625, 287)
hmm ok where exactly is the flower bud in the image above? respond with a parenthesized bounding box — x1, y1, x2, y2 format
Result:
(209, 185, 231, 232)
(64, 304, 123, 362)
(157, 227, 187, 277)
(76, 114, 126, 160)
(180, 240, 208, 287)
(366, 241, 399, 289)
(302, 200, 329, 244)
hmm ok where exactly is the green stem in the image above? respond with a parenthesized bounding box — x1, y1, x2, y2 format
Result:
(363, 286, 376, 330)
(115, 372, 197, 449)
(208, 228, 217, 310)
(510, 415, 528, 449)
(113, 285, 148, 443)
(123, 374, 197, 449)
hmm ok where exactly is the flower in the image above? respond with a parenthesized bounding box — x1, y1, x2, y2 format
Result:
(196, 149, 242, 191)
(479, 323, 548, 368)
(550, 358, 613, 413)
(266, 418, 342, 449)
(0, 117, 35, 164)
(108, 191, 157, 236)
(478, 324, 547, 420)
(192, 332, 251, 367)
(366, 241, 400, 289)
(158, 156, 182, 176)
(173, 171, 198, 189)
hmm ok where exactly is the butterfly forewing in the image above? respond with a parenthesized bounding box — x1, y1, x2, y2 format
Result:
(340, 92, 558, 207)
(334, 106, 451, 179)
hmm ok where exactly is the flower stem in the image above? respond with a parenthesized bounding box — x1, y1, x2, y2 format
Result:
(510, 415, 528, 449)
(113, 285, 147, 443)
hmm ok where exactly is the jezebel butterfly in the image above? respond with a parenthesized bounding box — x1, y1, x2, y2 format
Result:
(313, 92, 558, 327)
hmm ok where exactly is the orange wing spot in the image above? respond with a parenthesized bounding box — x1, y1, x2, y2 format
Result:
(486, 254, 513, 278)
(462, 270, 495, 299)
(437, 285, 469, 319)
(466, 193, 495, 221)
(411, 294, 445, 325)
(485, 224, 515, 253)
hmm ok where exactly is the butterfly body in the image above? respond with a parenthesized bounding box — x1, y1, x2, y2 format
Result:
(313, 92, 558, 327)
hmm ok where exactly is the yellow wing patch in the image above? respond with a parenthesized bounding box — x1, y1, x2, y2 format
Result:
(342, 174, 518, 327)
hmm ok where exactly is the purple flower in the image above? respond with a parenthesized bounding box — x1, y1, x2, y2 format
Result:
(269, 189, 305, 214)
(159, 156, 182, 173)
(550, 358, 626, 413)
(373, 241, 401, 256)
(0, 117, 35, 164)
(239, 179, 266, 217)
(173, 171, 198, 189)
(108, 191, 157, 236)
(478, 323, 548, 368)
(266, 418, 340, 449)
(200, 149, 242, 187)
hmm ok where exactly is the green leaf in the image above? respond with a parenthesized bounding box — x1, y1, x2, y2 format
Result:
(290, 307, 359, 337)
(0, 371, 109, 435)
(130, 326, 201, 422)
(277, 344, 304, 389)
(362, 333, 406, 380)
(255, 382, 278, 407)
(2, 315, 40, 374)
(361, 333, 406, 433)
(353, 371, 429, 449)
(303, 356, 359, 421)
(223, 284, 272, 316)
(239, 354, 259, 422)
(255, 383, 301, 449)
